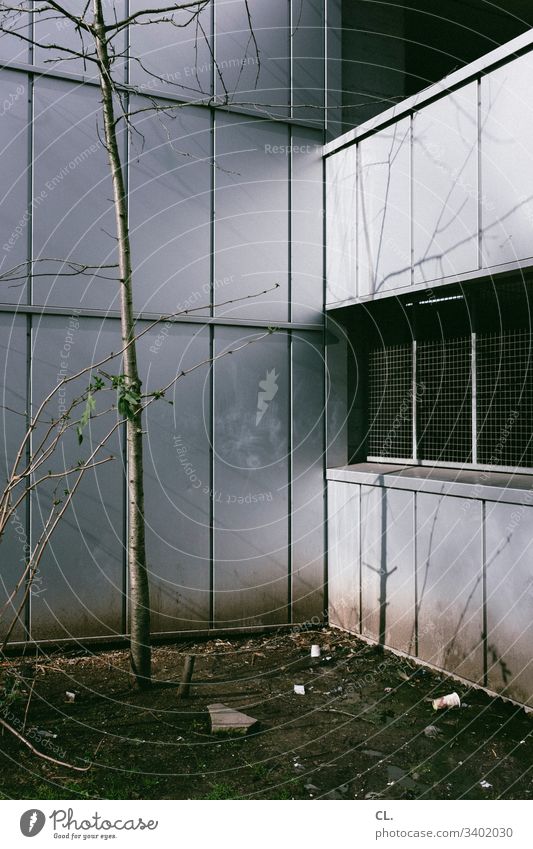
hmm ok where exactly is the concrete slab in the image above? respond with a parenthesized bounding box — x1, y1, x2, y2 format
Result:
(208, 703, 258, 735)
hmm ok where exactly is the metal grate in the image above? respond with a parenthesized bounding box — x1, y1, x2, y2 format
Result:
(367, 343, 413, 458)
(365, 322, 533, 469)
(477, 329, 533, 467)
(416, 337, 472, 464)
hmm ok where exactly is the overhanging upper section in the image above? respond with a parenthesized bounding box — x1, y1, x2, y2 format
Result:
(323, 27, 533, 307)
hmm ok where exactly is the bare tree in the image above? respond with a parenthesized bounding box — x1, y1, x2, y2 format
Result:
(0, 0, 261, 688)
(0, 270, 274, 769)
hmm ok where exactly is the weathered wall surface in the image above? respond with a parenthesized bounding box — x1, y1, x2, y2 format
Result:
(328, 473, 533, 707)
(0, 1, 326, 642)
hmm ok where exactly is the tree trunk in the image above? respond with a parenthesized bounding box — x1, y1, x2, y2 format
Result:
(93, 0, 151, 687)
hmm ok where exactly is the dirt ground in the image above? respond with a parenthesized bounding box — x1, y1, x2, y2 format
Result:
(0, 629, 531, 800)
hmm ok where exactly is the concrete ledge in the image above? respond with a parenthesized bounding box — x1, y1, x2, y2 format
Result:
(326, 463, 533, 505)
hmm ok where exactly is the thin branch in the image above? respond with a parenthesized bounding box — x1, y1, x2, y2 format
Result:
(0, 420, 122, 647)
(143, 327, 276, 404)
(37, 1, 91, 33)
(22, 674, 35, 733)
(0, 717, 92, 771)
(103, 2, 209, 33)
(243, 0, 261, 91)
(0, 258, 119, 285)
(0, 282, 278, 520)
(0, 25, 96, 60)
(0, 459, 115, 624)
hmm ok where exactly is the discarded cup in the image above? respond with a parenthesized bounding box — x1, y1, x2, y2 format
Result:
(310, 645, 321, 658)
(294, 684, 306, 696)
(432, 692, 460, 710)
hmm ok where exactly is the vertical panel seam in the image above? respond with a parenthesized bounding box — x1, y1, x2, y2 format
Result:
(358, 484, 362, 633)
(322, 118, 328, 624)
(26, 51, 34, 638)
(209, 105, 216, 629)
(288, 330, 293, 623)
(122, 15, 130, 634)
(25, 317, 32, 640)
(477, 76, 482, 270)
(472, 332, 477, 464)
(482, 498, 488, 687)
(355, 141, 359, 298)
(414, 491, 418, 656)
(289, 0, 293, 121)
(412, 339, 417, 461)
(288, 125, 292, 324)
(211, 0, 216, 99)
(410, 111, 414, 286)
(323, 0, 328, 138)
(288, 119, 293, 622)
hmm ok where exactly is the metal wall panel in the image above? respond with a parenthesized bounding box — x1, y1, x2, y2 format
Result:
(291, 0, 324, 125)
(416, 492, 484, 682)
(215, 0, 290, 117)
(0, 7, 29, 63)
(129, 0, 212, 95)
(213, 326, 289, 627)
(327, 480, 359, 633)
(291, 127, 323, 323)
(325, 315, 350, 468)
(30, 317, 124, 639)
(326, 145, 356, 304)
(413, 84, 479, 283)
(326, 0, 342, 138)
(0, 4, 328, 644)
(324, 48, 533, 300)
(360, 486, 415, 654)
(214, 113, 289, 322)
(485, 500, 533, 707)
(358, 117, 411, 295)
(291, 331, 325, 623)
(481, 51, 533, 268)
(33, 1, 126, 81)
(0, 314, 27, 641)
(32, 79, 122, 311)
(129, 104, 211, 315)
(0, 70, 29, 305)
(139, 322, 211, 632)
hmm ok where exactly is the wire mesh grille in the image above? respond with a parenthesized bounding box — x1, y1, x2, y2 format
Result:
(416, 337, 472, 463)
(366, 327, 533, 468)
(367, 343, 413, 458)
(477, 330, 533, 467)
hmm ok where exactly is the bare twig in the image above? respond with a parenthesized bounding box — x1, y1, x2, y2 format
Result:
(22, 676, 35, 734)
(0, 717, 92, 771)
(0, 258, 119, 286)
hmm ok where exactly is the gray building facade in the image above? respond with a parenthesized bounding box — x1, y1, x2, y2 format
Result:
(2, 1, 533, 708)
(326, 20, 533, 708)
(0, 0, 326, 644)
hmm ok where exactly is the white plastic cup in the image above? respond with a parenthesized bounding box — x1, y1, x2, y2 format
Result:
(310, 645, 321, 658)
(432, 692, 461, 710)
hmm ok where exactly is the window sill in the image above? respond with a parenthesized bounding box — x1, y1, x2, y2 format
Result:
(326, 462, 533, 505)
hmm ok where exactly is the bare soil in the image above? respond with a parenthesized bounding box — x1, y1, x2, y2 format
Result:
(0, 630, 531, 800)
